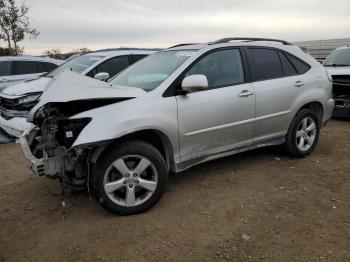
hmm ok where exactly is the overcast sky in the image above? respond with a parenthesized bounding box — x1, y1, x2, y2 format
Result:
(6, 0, 350, 55)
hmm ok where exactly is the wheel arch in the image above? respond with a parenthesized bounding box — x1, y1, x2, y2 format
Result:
(89, 129, 176, 172)
(297, 101, 323, 124)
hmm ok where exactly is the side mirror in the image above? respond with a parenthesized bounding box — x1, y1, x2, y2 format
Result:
(181, 74, 208, 93)
(94, 72, 110, 81)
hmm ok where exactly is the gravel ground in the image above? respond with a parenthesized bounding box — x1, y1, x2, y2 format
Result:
(0, 120, 349, 262)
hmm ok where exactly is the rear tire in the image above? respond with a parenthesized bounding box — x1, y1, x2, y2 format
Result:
(285, 109, 320, 157)
(91, 140, 168, 215)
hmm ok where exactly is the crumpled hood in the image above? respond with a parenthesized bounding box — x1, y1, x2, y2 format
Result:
(36, 71, 146, 106)
(2, 77, 51, 96)
(325, 66, 350, 76)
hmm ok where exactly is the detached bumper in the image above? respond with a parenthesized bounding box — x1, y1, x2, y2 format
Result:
(19, 127, 44, 175)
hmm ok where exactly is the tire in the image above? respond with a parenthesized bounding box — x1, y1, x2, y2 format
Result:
(91, 140, 168, 215)
(285, 109, 321, 157)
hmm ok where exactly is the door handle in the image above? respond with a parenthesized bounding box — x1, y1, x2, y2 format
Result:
(295, 81, 304, 87)
(239, 90, 253, 97)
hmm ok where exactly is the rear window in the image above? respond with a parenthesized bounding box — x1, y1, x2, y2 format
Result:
(132, 55, 147, 63)
(285, 53, 310, 74)
(279, 52, 298, 76)
(248, 48, 284, 81)
(0, 61, 12, 76)
(42, 62, 58, 72)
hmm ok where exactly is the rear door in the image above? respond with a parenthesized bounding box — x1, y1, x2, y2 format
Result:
(176, 48, 255, 162)
(0, 61, 14, 89)
(247, 47, 310, 143)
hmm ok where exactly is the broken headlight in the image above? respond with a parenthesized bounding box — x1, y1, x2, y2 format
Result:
(57, 118, 91, 148)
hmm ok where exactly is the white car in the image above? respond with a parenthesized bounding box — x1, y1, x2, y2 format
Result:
(20, 38, 333, 215)
(323, 46, 350, 117)
(0, 56, 63, 91)
(0, 50, 155, 139)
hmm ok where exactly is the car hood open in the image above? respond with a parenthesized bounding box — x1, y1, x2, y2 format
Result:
(36, 71, 146, 105)
(1, 77, 51, 96)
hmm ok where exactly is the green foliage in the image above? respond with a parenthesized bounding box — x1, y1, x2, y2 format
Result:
(43, 48, 62, 58)
(0, 46, 14, 55)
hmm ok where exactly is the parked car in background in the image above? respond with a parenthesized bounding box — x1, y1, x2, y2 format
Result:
(20, 38, 334, 215)
(323, 46, 350, 117)
(0, 49, 155, 139)
(0, 56, 63, 91)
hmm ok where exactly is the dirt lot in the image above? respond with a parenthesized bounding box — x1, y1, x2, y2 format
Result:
(0, 120, 349, 262)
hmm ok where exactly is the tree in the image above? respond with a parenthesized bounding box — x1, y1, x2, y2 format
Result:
(71, 47, 90, 53)
(0, 0, 39, 55)
(43, 48, 62, 59)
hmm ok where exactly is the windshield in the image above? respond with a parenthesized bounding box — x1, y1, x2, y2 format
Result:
(324, 49, 350, 66)
(46, 55, 104, 77)
(110, 50, 196, 91)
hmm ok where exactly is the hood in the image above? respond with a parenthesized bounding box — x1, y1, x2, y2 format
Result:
(34, 71, 146, 107)
(1, 77, 51, 96)
(325, 66, 350, 76)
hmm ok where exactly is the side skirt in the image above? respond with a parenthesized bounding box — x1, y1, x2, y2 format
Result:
(175, 136, 285, 172)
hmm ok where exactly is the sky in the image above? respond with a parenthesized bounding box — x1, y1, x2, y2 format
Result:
(2, 0, 350, 55)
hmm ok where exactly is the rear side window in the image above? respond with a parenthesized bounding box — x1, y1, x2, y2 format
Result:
(13, 61, 39, 75)
(0, 61, 12, 76)
(248, 48, 283, 81)
(132, 55, 147, 63)
(279, 52, 298, 76)
(284, 53, 310, 74)
(43, 62, 58, 72)
(185, 49, 245, 89)
(92, 56, 130, 79)
(36, 62, 58, 73)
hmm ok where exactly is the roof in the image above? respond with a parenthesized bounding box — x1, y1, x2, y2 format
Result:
(168, 37, 293, 51)
(87, 49, 157, 57)
(0, 55, 63, 64)
(335, 45, 350, 50)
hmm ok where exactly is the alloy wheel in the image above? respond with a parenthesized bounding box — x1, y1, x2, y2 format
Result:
(103, 155, 158, 207)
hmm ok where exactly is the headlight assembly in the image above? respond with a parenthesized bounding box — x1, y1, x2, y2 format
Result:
(17, 92, 42, 105)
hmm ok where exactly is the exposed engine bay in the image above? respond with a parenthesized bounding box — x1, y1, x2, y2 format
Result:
(26, 98, 130, 190)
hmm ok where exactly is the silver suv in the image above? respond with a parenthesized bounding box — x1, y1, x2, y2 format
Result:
(20, 38, 334, 215)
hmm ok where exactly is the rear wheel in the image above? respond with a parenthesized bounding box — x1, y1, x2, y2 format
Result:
(285, 109, 320, 157)
(92, 140, 168, 215)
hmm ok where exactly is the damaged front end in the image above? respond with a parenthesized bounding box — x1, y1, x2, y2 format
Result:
(20, 99, 121, 190)
(332, 75, 350, 116)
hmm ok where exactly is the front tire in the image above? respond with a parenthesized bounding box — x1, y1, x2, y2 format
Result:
(285, 109, 320, 157)
(92, 140, 168, 215)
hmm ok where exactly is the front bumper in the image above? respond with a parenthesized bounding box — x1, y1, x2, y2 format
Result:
(333, 98, 350, 117)
(19, 126, 44, 175)
(323, 98, 335, 125)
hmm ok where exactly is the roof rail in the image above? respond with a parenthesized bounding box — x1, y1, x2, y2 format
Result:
(210, 37, 292, 45)
(167, 43, 198, 49)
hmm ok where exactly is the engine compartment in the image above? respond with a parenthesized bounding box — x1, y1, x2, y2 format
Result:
(27, 98, 130, 189)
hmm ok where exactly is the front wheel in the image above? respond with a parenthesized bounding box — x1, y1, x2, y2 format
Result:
(285, 109, 320, 157)
(92, 140, 168, 215)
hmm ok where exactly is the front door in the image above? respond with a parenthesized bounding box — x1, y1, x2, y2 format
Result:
(176, 48, 255, 162)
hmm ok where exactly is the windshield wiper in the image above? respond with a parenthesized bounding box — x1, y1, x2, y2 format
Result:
(324, 63, 350, 67)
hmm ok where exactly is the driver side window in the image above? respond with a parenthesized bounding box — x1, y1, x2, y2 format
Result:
(185, 49, 244, 90)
